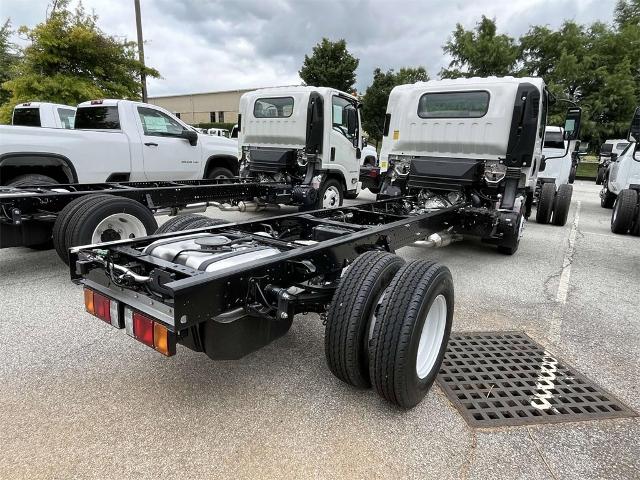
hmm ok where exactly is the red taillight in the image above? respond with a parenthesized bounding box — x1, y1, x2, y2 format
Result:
(93, 292, 111, 323)
(133, 311, 154, 347)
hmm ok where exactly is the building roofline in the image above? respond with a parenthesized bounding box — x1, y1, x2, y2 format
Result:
(148, 87, 266, 100)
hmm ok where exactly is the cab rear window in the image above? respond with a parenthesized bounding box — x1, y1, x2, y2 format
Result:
(418, 91, 489, 118)
(74, 106, 120, 129)
(253, 97, 294, 118)
(12, 108, 41, 127)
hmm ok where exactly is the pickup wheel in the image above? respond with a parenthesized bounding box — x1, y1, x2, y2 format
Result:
(207, 167, 234, 181)
(536, 182, 556, 224)
(325, 251, 405, 389)
(53, 194, 115, 263)
(63, 195, 157, 264)
(551, 184, 573, 226)
(369, 260, 454, 409)
(611, 189, 638, 234)
(156, 214, 228, 234)
(317, 179, 344, 209)
(7, 174, 58, 187)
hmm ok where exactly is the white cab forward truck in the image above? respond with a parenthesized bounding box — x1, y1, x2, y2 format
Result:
(376, 76, 581, 252)
(601, 106, 640, 235)
(596, 139, 630, 185)
(11, 102, 77, 129)
(238, 86, 364, 209)
(0, 99, 239, 187)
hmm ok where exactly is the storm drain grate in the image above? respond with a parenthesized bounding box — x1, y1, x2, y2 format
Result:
(437, 331, 637, 428)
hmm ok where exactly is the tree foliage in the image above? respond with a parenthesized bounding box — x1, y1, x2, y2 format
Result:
(0, 20, 19, 107)
(440, 16, 519, 78)
(0, 0, 159, 123)
(361, 67, 429, 144)
(299, 38, 359, 92)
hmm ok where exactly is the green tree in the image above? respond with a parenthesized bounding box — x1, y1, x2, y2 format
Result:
(0, 19, 19, 107)
(299, 38, 359, 92)
(361, 67, 429, 144)
(615, 0, 640, 27)
(0, 0, 159, 123)
(440, 16, 519, 78)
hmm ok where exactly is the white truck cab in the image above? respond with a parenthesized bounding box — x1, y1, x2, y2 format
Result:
(596, 139, 631, 185)
(540, 126, 579, 186)
(601, 107, 640, 235)
(238, 86, 364, 208)
(12, 102, 76, 129)
(377, 76, 581, 246)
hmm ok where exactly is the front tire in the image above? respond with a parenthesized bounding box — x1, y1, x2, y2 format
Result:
(369, 260, 454, 409)
(601, 185, 616, 209)
(551, 184, 573, 226)
(325, 251, 405, 389)
(536, 182, 556, 224)
(611, 189, 638, 234)
(316, 178, 344, 209)
(207, 167, 234, 181)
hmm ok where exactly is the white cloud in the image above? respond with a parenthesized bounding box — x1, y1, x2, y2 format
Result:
(3, 0, 616, 96)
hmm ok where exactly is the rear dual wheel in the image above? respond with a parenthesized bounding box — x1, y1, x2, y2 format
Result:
(536, 183, 572, 227)
(325, 252, 453, 409)
(52, 195, 157, 264)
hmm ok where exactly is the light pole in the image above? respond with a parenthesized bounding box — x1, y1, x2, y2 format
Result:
(134, 0, 148, 102)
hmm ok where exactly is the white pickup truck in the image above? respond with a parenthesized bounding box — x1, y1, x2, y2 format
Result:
(12, 102, 77, 129)
(0, 99, 239, 187)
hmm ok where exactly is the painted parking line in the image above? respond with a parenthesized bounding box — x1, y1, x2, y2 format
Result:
(556, 201, 581, 304)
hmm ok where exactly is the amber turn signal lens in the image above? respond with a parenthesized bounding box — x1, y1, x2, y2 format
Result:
(84, 288, 95, 315)
(153, 323, 175, 356)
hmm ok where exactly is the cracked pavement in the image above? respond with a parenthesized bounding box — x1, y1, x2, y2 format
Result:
(0, 180, 638, 479)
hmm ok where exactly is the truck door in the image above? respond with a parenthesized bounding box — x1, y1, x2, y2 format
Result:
(136, 106, 200, 181)
(328, 96, 360, 190)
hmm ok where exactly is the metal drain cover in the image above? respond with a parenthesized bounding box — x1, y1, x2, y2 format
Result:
(438, 332, 637, 428)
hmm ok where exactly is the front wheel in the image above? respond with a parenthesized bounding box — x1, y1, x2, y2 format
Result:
(316, 179, 344, 209)
(611, 189, 638, 234)
(551, 184, 573, 226)
(207, 167, 234, 182)
(369, 260, 454, 409)
(536, 182, 556, 224)
(7, 174, 59, 187)
(601, 185, 616, 209)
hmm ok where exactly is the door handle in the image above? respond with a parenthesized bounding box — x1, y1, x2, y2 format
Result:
(144, 142, 158, 147)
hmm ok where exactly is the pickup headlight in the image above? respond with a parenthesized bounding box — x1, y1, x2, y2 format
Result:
(388, 154, 411, 176)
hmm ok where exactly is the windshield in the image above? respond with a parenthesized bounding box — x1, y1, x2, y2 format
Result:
(12, 108, 41, 127)
(543, 131, 565, 150)
(75, 106, 120, 129)
(600, 144, 613, 154)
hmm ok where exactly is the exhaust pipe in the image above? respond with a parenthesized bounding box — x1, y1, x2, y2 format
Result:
(417, 232, 463, 248)
(211, 201, 281, 212)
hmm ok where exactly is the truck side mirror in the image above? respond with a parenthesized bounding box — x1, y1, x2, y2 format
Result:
(627, 106, 640, 142)
(563, 107, 582, 141)
(610, 153, 618, 162)
(346, 106, 357, 137)
(182, 129, 199, 146)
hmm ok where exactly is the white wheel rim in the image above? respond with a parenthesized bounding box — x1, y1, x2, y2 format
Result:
(416, 294, 447, 379)
(91, 213, 147, 243)
(323, 186, 340, 208)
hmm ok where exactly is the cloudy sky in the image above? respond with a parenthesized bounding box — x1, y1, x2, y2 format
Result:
(2, 0, 617, 97)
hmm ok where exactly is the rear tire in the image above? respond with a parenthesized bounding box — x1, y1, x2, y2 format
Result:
(551, 184, 573, 226)
(53, 194, 114, 263)
(536, 182, 556, 224)
(63, 195, 157, 264)
(369, 260, 454, 409)
(155, 214, 228, 234)
(595, 168, 604, 185)
(207, 167, 234, 181)
(7, 174, 58, 187)
(611, 189, 638, 234)
(568, 165, 577, 184)
(325, 251, 405, 389)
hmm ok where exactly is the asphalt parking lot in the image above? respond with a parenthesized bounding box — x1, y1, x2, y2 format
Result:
(1, 180, 638, 479)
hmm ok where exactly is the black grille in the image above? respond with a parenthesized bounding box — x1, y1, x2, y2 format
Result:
(438, 332, 637, 428)
(249, 147, 294, 173)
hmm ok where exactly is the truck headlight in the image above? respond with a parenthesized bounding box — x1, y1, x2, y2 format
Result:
(296, 149, 308, 167)
(389, 154, 411, 176)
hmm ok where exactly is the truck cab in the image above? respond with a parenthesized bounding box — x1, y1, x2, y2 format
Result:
(540, 126, 579, 186)
(238, 86, 363, 208)
(378, 77, 580, 224)
(12, 102, 76, 129)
